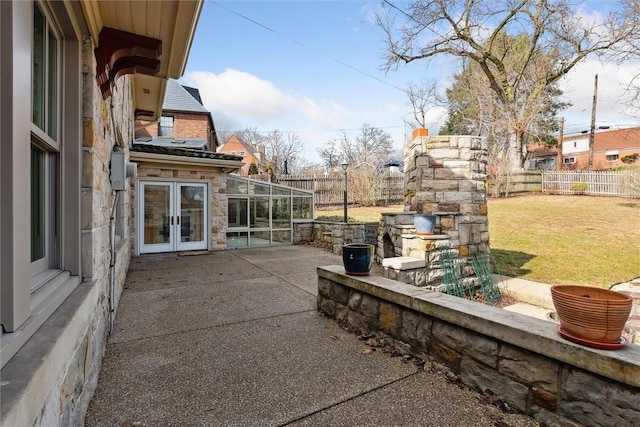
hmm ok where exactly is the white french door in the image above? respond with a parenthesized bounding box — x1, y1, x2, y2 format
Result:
(139, 181, 208, 254)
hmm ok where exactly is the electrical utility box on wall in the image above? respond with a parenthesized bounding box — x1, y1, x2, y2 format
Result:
(110, 151, 137, 191)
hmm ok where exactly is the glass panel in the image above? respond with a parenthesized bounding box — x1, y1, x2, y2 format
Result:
(32, 4, 45, 129)
(158, 116, 174, 137)
(271, 196, 291, 229)
(227, 198, 248, 227)
(227, 232, 248, 248)
(144, 185, 171, 244)
(250, 197, 269, 228)
(250, 231, 271, 246)
(250, 181, 270, 195)
(31, 146, 46, 262)
(272, 230, 291, 244)
(292, 190, 311, 197)
(226, 177, 248, 195)
(272, 186, 291, 195)
(47, 27, 57, 139)
(292, 197, 312, 219)
(180, 185, 204, 243)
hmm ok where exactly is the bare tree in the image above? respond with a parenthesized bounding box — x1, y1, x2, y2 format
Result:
(263, 129, 303, 174)
(235, 127, 265, 147)
(317, 140, 341, 172)
(376, 0, 640, 169)
(406, 77, 439, 129)
(339, 124, 394, 165)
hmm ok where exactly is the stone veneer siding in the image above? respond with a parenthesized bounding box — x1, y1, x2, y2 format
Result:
(2, 33, 134, 426)
(293, 221, 365, 254)
(404, 134, 489, 265)
(317, 266, 640, 427)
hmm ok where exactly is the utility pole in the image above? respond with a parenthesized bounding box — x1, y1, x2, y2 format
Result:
(588, 74, 598, 170)
(557, 117, 564, 171)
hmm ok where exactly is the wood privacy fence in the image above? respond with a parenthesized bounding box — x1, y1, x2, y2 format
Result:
(277, 174, 404, 206)
(541, 170, 640, 198)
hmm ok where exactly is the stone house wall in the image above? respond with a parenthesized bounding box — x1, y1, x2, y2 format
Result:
(2, 32, 135, 426)
(317, 266, 640, 427)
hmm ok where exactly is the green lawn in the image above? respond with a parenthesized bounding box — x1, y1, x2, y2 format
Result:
(316, 196, 640, 287)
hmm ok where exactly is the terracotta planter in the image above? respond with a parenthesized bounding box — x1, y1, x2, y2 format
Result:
(551, 285, 632, 345)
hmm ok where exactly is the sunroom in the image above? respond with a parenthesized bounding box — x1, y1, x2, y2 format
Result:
(226, 176, 314, 248)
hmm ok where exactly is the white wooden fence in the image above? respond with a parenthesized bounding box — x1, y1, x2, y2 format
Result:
(542, 170, 640, 198)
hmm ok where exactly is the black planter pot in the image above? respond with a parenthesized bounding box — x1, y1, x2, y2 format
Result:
(342, 243, 374, 276)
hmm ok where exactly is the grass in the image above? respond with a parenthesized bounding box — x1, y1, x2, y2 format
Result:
(315, 196, 640, 287)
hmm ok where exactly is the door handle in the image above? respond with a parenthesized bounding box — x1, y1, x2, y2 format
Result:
(170, 216, 174, 225)
(177, 216, 180, 225)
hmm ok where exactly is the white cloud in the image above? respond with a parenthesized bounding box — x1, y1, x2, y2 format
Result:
(558, 59, 639, 130)
(181, 68, 444, 163)
(184, 69, 297, 122)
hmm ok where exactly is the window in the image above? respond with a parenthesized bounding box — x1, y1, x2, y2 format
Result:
(606, 151, 619, 162)
(563, 157, 576, 164)
(1, 0, 82, 368)
(240, 151, 246, 156)
(31, 3, 60, 279)
(158, 116, 174, 137)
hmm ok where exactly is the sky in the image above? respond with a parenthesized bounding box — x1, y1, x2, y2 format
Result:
(181, 0, 640, 164)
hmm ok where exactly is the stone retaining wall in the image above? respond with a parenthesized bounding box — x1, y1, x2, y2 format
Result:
(293, 221, 365, 254)
(317, 266, 640, 427)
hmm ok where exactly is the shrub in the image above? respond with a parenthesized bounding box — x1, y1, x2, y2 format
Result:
(621, 153, 638, 164)
(248, 162, 259, 175)
(569, 183, 588, 193)
(315, 214, 358, 223)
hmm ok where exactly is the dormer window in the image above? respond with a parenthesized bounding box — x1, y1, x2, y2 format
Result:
(159, 116, 174, 137)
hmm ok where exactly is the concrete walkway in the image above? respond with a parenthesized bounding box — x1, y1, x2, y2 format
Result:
(85, 245, 539, 427)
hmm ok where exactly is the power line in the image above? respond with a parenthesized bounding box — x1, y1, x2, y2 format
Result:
(209, 0, 407, 93)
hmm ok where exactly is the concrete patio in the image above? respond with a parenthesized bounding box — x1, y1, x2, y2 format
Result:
(85, 245, 539, 426)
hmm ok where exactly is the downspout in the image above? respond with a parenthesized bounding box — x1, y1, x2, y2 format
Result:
(108, 190, 120, 336)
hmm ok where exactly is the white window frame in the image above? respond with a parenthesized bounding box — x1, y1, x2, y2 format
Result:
(563, 157, 576, 165)
(605, 150, 619, 162)
(1, 0, 82, 369)
(158, 115, 174, 137)
(30, 2, 61, 282)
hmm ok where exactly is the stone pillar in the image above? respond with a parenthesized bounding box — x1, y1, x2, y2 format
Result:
(404, 131, 489, 261)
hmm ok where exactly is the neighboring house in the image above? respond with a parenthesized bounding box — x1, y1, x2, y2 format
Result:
(135, 79, 219, 151)
(1, 1, 204, 425)
(561, 127, 640, 170)
(525, 147, 558, 170)
(218, 134, 267, 175)
(131, 81, 244, 255)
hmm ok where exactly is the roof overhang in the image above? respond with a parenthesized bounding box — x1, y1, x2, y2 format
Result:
(130, 151, 244, 173)
(80, 0, 203, 121)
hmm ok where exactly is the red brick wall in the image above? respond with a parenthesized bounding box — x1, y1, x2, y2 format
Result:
(563, 148, 640, 170)
(217, 137, 257, 175)
(173, 113, 208, 140)
(135, 113, 210, 147)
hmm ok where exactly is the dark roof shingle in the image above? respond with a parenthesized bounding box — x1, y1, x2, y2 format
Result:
(132, 143, 242, 161)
